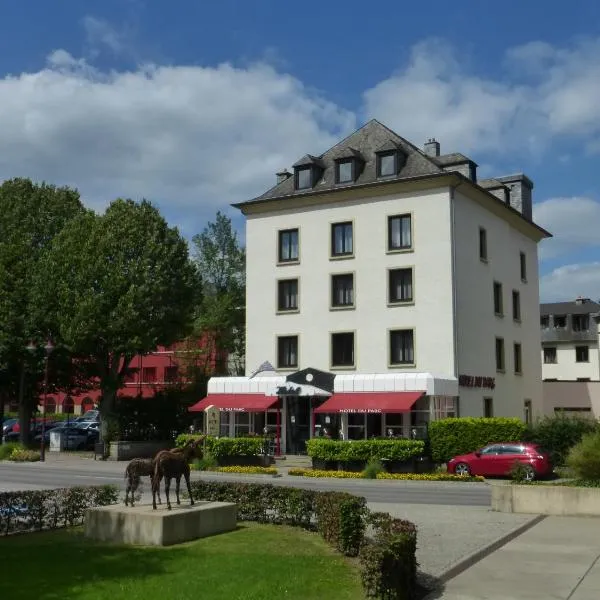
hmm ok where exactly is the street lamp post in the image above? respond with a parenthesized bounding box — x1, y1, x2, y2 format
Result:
(27, 339, 54, 462)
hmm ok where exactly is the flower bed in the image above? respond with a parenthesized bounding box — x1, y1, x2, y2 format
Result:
(191, 465, 278, 475)
(8, 449, 41, 462)
(0, 485, 119, 535)
(288, 468, 484, 482)
(190, 480, 418, 599)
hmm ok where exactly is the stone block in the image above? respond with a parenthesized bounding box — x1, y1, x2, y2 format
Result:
(85, 501, 237, 546)
(491, 483, 600, 516)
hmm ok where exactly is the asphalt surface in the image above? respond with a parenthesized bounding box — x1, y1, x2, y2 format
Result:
(0, 458, 491, 506)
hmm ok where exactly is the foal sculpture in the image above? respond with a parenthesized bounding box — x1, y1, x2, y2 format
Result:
(151, 438, 203, 510)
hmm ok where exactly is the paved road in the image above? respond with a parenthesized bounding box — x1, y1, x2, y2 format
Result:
(0, 459, 491, 506)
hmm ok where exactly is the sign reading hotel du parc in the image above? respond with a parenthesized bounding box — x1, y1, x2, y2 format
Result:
(340, 409, 382, 414)
(205, 406, 220, 437)
(458, 375, 496, 389)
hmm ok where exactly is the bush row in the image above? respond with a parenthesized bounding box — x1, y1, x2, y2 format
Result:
(0, 485, 119, 536)
(428, 417, 527, 463)
(306, 438, 425, 461)
(175, 433, 265, 457)
(189, 480, 417, 599)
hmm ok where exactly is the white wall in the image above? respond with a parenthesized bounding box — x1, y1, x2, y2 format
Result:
(245, 187, 456, 377)
(541, 343, 600, 380)
(453, 189, 543, 419)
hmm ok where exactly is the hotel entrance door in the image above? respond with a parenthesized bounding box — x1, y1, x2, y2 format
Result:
(285, 396, 311, 454)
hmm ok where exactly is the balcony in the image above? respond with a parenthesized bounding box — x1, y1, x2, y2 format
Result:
(541, 327, 598, 343)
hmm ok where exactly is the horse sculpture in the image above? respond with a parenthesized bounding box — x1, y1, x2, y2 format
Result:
(151, 438, 204, 510)
(123, 446, 184, 507)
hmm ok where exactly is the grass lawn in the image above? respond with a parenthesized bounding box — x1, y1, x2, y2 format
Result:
(0, 523, 364, 600)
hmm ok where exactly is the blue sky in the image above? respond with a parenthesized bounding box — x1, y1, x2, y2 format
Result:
(1, 0, 600, 301)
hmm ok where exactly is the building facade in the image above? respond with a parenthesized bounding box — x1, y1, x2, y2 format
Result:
(540, 297, 600, 418)
(196, 120, 550, 452)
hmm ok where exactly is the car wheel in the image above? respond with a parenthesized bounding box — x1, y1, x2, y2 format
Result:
(454, 462, 471, 477)
(523, 465, 536, 481)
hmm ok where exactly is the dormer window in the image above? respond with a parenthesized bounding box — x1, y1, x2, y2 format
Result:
(334, 148, 363, 185)
(377, 152, 398, 178)
(292, 154, 324, 191)
(375, 141, 405, 179)
(296, 167, 312, 190)
(336, 160, 353, 184)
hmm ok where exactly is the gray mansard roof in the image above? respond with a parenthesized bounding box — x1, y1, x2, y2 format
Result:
(235, 119, 446, 206)
(540, 299, 600, 316)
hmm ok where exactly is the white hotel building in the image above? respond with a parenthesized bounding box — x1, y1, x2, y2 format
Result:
(192, 120, 551, 454)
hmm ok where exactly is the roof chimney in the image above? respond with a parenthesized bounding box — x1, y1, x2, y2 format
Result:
(424, 138, 440, 157)
(276, 169, 292, 184)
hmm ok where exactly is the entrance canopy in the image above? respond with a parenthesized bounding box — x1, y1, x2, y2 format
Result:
(189, 393, 278, 413)
(314, 391, 424, 414)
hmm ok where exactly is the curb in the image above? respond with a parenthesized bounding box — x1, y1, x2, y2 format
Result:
(422, 513, 546, 599)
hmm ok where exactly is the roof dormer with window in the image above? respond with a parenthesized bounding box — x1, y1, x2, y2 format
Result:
(293, 155, 325, 191)
(375, 140, 406, 179)
(334, 147, 364, 185)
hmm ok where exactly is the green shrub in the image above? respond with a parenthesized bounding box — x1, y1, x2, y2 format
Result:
(0, 442, 22, 461)
(362, 459, 385, 479)
(510, 461, 533, 482)
(0, 485, 119, 535)
(306, 439, 424, 462)
(428, 417, 527, 463)
(566, 430, 600, 481)
(9, 449, 41, 462)
(192, 453, 218, 471)
(360, 512, 418, 600)
(175, 434, 264, 457)
(525, 415, 598, 466)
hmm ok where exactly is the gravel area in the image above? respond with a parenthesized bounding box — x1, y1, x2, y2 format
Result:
(368, 502, 537, 580)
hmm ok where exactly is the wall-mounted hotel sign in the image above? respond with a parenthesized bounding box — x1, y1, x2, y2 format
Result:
(458, 375, 496, 390)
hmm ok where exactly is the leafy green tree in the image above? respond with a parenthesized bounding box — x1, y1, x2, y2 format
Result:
(31, 198, 200, 437)
(192, 211, 245, 375)
(0, 178, 84, 443)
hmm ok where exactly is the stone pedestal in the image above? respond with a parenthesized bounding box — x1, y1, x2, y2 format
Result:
(85, 501, 237, 546)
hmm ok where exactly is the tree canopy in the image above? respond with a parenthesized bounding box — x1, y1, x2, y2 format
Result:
(31, 198, 200, 426)
(0, 178, 85, 440)
(192, 211, 245, 374)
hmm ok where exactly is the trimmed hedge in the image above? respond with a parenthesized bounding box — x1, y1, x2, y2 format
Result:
(189, 480, 417, 598)
(0, 485, 119, 535)
(175, 434, 264, 457)
(288, 468, 484, 482)
(306, 439, 425, 462)
(429, 417, 527, 463)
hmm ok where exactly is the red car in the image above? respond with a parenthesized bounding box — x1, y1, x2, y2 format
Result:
(447, 442, 552, 481)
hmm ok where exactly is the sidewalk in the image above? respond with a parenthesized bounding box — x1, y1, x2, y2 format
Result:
(428, 516, 600, 600)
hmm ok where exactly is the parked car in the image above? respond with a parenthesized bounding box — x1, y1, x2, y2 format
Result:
(73, 410, 99, 423)
(2, 418, 18, 435)
(447, 443, 553, 481)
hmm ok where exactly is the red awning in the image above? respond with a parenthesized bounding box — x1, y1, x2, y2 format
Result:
(313, 391, 424, 414)
(188, 393, 278, 413)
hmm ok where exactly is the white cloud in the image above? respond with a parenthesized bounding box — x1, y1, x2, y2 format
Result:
(533, 197, 600, 259)
(363, 37, 600, 159)
(2, 30, 600, 238)
(0, 51, 355, 234)
(540, 263, 600, 302)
